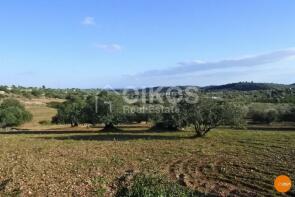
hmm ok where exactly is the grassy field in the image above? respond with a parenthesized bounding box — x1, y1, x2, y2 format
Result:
(0, 127, 294, 196)
(19, 97, 67, 130)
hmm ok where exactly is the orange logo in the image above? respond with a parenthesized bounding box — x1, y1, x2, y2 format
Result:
(274, 175, 292, 193)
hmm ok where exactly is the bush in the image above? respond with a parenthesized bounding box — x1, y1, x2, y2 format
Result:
(31, 89, 43, 97)
(115, 174, 201, 197)
(221, 102, 247, 128)
(0, 99, 32, 128)
(151, 111, 184, 131)
(279, 108, 295, 122)
(22, 92, 32, 99)
(249, 109, 278, 124)
(266, 109, 278, 123)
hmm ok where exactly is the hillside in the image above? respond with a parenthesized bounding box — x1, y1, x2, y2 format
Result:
(202, 82, 291, 91)
(115, 82, 293, 93)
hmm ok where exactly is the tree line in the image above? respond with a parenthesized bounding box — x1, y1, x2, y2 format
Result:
(51, 92, 246, 137)
(1, 90, 294, 135)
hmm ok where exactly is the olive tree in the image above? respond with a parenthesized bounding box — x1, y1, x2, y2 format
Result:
(52, 95, 86, 127)
(83, 91, 125, 130)
(178, 99, 245, 137)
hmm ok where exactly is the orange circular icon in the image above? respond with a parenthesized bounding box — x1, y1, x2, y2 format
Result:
(274, 175, 292, 193)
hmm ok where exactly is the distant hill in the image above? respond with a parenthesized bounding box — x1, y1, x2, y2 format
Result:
(202, 82, 291, 91)
(113, 82, 294, 93)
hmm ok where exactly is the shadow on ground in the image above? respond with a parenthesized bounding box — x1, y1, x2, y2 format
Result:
(246, 126, 295, 131)
(0, 128, 187, 135)
(0, 130, 99, 135)
(37, 133, 190, 141)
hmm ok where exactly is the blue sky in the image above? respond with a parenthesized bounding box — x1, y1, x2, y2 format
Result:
(1, 0, 295, 88)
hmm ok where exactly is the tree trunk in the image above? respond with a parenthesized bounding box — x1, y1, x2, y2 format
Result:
(193, 126, 211, 138)
(71, 121, 79, 127)
(104, 122, 115, 129)
(100, 122, 121, 132)
(193, 132, 203, 138)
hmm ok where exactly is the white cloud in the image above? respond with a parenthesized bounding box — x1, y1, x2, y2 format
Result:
(107, 48, 295, 87)
(95, 43, 122, 53)
(137, 48, 295, 77)
(82, 16, 96, 26)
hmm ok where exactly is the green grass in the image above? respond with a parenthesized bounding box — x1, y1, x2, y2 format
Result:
(0, 128, 294, 196)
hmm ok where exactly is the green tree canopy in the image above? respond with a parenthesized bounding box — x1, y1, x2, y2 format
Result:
(0, 99, 32, 128)
(52, 95, 86, 127)
(83, 91, 125, 129)
(178, 99, 245, 137)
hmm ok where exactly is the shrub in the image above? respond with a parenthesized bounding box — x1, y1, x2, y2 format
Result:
(249, 109, 278, 124)
(151, 111, 184, 131)
(220, 102, 247, 128)
(266, 109, 278, 123)
(31, 89, 43, 97)
(115, 174, 201, 197)
(279, 107, 295, 122)
(22, 92, 32, 99)
(0, 99, 32, 128)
